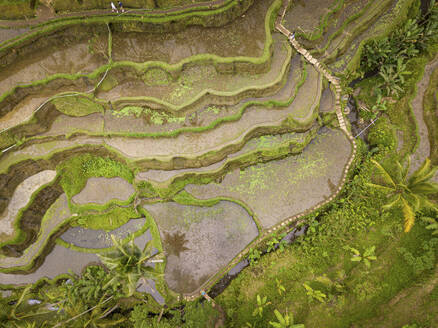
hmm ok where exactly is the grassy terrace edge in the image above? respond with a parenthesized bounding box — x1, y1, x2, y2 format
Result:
(0, 0, 281, 124)
(0, 61, 311, 175)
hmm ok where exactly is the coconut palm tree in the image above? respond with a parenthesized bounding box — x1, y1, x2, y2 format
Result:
(98, 235, 162, 297)
(367, 158, 438, 232)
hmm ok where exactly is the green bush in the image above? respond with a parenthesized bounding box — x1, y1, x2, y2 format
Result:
(367, 118, 397, 150)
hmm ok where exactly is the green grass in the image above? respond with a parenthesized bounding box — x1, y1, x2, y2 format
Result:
(0, 0, 34, 19)
(51, 95, 104, 117)
(423, 64, 438, 165)
(57, 154, 134, 199)
(71, 205, 141, 231)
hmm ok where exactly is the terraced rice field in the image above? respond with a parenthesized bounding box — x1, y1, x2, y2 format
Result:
(0, 0, 413, 304)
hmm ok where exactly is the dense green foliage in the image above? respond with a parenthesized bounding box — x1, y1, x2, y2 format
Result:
(360, 2, 438, 97)
(51, 96, 104, 117)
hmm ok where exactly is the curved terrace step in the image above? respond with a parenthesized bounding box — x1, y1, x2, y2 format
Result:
(326, 0, 403, 73)
(0, 50, 301, 151)
(186, 128, 353, 229)
(0, 170, 57, 243)
(0, 0, 275, 97)
(0, 65, 321, 173)
(136, 129, 316, 187)
(0, 193, 71, 271)
(0, 0, 257, 52)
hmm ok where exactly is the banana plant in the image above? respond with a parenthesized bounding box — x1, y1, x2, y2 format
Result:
(346, 246, 377, 268)
(252, 295, 271, 318)
(269, 309, 305, 328)
(276, 278, 286, 296)
(303, 284, 326, 303)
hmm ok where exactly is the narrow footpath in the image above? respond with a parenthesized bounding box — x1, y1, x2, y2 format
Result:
(275, 3, 350, 136)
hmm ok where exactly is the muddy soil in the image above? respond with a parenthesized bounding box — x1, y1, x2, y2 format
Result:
(186, 128, 352, 228)
(71, 177, 135, 205)
(0, 38, 107, 97)
(61, 219, 148, 249)
(0, 170, 56, 240)
(136, 130, 311, 184)
(112, 0, 272, 63)
(143, 200, 258, 294)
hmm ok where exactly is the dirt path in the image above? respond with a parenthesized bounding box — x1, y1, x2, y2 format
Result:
(409, 55, 438, 175)
(274, 1, 350, 137)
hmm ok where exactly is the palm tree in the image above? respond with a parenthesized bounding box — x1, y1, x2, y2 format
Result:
(98, 235, 162, 297)
(367, 158, 438, 232)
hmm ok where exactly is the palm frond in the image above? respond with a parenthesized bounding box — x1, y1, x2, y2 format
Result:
(402, 157, 411, 180)
(403, 192, 421, 212)
(402, 198, 415, 232)
(420, 198, 438, 211)
(371, 159, 397, 187)
(409, 158, 438, 185)
(409, 181, 438, 195)
(382, 194, 401, 210)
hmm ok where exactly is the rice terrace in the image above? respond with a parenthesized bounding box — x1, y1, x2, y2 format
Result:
(0, 0, 437, 327)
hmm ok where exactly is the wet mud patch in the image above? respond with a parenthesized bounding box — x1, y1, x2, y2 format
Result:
(111, 0, 272, 63)
(143, 201, 258, 294)
(0, 38, 107, 97)
(0, 137, 105, 174)
(0, 170, 56, 241)
(61, 218, 147, 249)
(0, 183, 64, 257)
(284, 0, 336, 38)
(99, 35, 290, 106)
(0, 224, 152, 284)
(319, 87, 335, 112)
(186, 128, 352, 228)
(102, 53, 303, 136)
(0, 244, 99, 285)
(40, 112, 104, 137)
(103, 66, 319, 161)
(137, 130, 312, 184)
(0, 194, 71, 268)
(71, 177, 135, 206)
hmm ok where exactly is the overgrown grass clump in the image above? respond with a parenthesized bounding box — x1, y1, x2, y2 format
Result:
(51, 95, 104, 117)
(0, 0, 34, 19)
(57, 154, 134, 198)
(72, 206, 141, 231)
